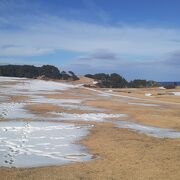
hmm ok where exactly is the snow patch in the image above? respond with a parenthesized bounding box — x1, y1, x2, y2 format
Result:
(128, 102, 160, 107)
(0, 103, 34, 119)
(171, 92, 180, 96)
(0, 121, 93, 168)
(115, 121, 180, 138)
(145, 93, 152, 97)
(0, 77, 76, 95)
(50, 112, 128, 122)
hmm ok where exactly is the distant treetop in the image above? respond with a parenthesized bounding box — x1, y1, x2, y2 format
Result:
(0, 64, 79, 81)
(85, 73, 158, 88)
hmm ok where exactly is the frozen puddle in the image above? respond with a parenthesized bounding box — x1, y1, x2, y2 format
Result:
(0, 121, 92, 168)
(128, 102, 160, 107)
(115, 121, 180, 138)
(50, 112, 128, 122)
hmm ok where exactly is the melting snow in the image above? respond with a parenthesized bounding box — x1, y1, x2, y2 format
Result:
(0, 121, 92, 168)
(171, 92, 180, 96)
(0, 103, 34, 119)
(50, 112, 128, 122)
(0, 77, 76, 95)
(145, 93, 152, 97)
(29, 95, 104, 112)
(0, 76, 27, 82)
(115, 121, 180, 138)
(128, 102, 160, 107)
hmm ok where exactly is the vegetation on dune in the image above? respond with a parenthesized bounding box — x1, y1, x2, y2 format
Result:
(85, 73, 128, 88)
(0, 65, 79, 81)
(0, 64, 159, 87)
(129, 79, 158, 88)
(85, 73, 158, 88)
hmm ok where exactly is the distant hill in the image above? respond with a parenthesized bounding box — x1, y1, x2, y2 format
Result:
(0, 65, 79, 81)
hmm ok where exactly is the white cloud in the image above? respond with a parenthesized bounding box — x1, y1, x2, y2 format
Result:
(0, 14, 180, 58)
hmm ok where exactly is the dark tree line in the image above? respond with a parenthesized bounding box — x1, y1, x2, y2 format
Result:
(85, 73, 158, 88)
(0, 65, 79, 81)
(85, 73, 128, 88)
(129, 79, 158, 88)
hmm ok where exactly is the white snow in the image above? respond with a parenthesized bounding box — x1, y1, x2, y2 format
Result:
(85, 87, 142, 100)
(0, 77, 76, 95)
(29, 95, 104, 112)
(0, 121, 93, 168)
(20, 79, 75, 91)
(93, 81, 98, 85)
(171, 92, 180, 96)
(159, 87, 166, 90)
(115, 121, 180, 138)
(0, 95, 104, 120)
(128, 102, 160, 107)
(30, 96, 82, 105)
(50, 112, 128, 122)
(0, 103, 34, 119)
(0, 76, 27, 82)
(145, 93, 152, 97)
(0, 96, 9, 102)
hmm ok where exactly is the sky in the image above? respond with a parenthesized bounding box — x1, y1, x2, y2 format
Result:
(0, 0, 180, 81)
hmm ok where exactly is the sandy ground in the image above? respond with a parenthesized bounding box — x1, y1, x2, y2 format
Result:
(0, 79, 180, 180)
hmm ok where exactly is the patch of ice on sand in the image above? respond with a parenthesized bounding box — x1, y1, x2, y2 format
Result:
(115, 121, 180, 138)
(0, 77, 76, 95)
(128, 102, 160, 107)
(0, 96, 9, 102)
(0, 76, 27, 82)
(30, 96, 82, 104)
(50, 112, 128, 122)
(0, 121, 93, 168)
(171, 92, 180, 96)
(60, 104, 104, 112)
(20, 79, 75, 91)
(84, 87, 142, 100)
(145, 93, 152, 97)
(30, 95, 104, 112)
(0, 103, 34, 119)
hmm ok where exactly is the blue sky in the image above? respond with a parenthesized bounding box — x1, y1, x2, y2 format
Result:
(0, 0, 180, 81)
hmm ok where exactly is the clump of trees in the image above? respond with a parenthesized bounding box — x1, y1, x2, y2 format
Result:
(0, 65, 79, 81)
(61, 71, 79, 81)
(85, 73, 128, 88)
(85, 73, 158, 88)
(129, 79, 158, 88)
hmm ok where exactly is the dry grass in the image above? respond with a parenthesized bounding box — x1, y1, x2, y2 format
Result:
(0, 85, 180, 180)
